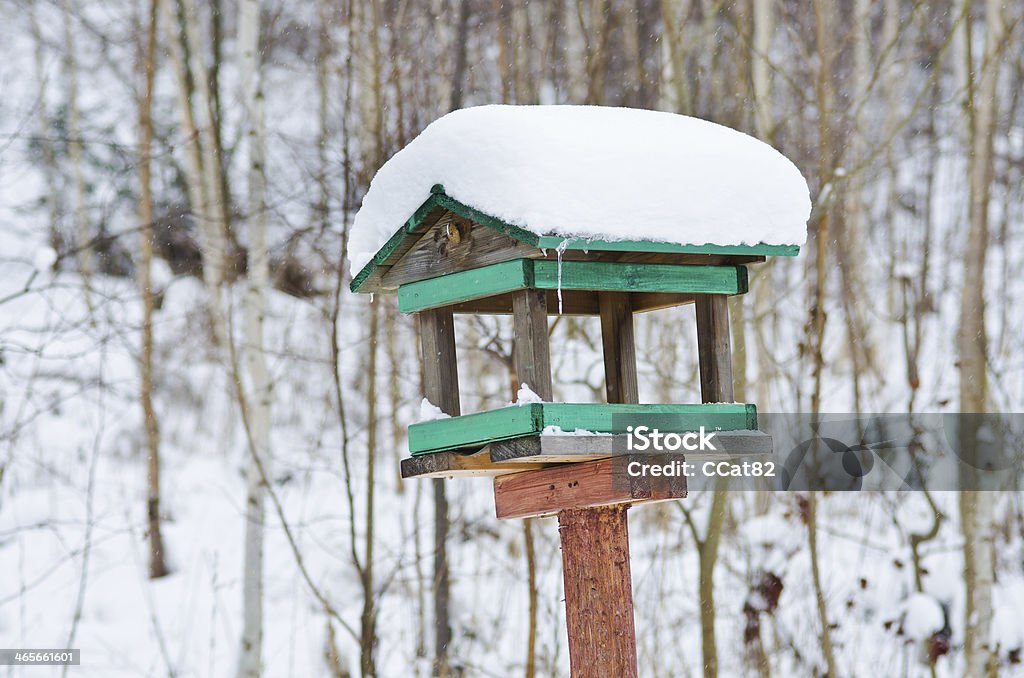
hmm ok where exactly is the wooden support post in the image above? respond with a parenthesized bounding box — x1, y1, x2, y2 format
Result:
(599, 292, 639, 405)
(694, 294, 735, 403)
(418, 308, 460, 677)
(419, 308, 461, 417)
(512, 288, 553, 399)
(559, 506, 638, 678)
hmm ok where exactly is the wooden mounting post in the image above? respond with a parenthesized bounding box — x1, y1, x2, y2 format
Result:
(418, 308, 460, 677)
(560, 506, 638, 678)
(419, 308, 461, 417)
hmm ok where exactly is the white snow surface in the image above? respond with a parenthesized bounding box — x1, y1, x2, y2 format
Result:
(513, 383, 545, 405)
(901, 593, 945, 640)
(348, 105, 811, 275)
(33, 246, 57, 272)
(540, 425, 612, 436)
(418, 397, 451, 422)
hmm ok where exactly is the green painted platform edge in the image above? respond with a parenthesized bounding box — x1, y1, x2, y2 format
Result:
(351, 184, 800, 293)
(397, 259, 749, 313)
(408, 402, 758, 455)
(531, 260, 748, 295)
(408, 404, 544, 455)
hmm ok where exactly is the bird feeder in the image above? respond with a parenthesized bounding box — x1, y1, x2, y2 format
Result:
(348, 105, 808, 678)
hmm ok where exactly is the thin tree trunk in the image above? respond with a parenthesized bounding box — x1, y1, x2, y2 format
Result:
(700, 489, 727, 678)
(29, 8, 62, 251)
(751, 0, 774, 415)
(138, 0, 168, 582)
(236, 0, 271, 674)
(162, 0, 208, 262)
(179, 0, 232, 348)
(523, 518, 538, 678)
(62, 0, 94, 313)
(806, 492, 836, 678)
(361, 298, 380, 678)
(679, 485, 728, 678)
(959, 0, 1003, 675)
(809, 1, 838, 675)
(449, 0, 472, 111)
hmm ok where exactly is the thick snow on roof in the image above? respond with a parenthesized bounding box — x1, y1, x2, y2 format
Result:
(349, 105, 810, 275)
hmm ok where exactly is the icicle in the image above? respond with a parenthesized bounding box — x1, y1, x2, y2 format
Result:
(555, 239, 569, 314)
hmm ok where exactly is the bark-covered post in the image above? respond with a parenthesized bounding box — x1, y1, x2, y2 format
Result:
(559, 506, 638, 678)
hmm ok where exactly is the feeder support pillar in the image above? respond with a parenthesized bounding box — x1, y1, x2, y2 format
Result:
(559, 505, 638, 678)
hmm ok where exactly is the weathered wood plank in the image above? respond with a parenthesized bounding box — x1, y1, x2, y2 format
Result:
(695, 294, 734, 403)
(398, 259, 748, 313)
(350, 203, 447, 293)
(486, 431, 773, 463)
(383, 216, 538, 287)
(558, 505, 638, 678)
(400, 449, 546, 479)
(419, 308, 461, 416)
(408, 403, 757, 455)
(599, 292, 639, 404)
(493, 457, 686, 519)
(512, 288, 553, 399)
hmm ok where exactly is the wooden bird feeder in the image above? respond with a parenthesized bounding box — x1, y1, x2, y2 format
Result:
(351, 182, 796, 677)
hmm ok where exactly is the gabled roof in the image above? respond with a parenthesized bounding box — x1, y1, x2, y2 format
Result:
(350, 185, 799, 294)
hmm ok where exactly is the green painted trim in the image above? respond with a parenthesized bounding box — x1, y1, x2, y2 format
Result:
(397, 259, 748, 313)
(530, 260, 748, 294)
(351, 185, 800, 293)
(408, 402, 757, 455)
(409, 404, 544, 454)
(398, 260, 532, 312)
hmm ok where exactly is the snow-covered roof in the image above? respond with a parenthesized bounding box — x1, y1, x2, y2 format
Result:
(348, 105, 811, 277)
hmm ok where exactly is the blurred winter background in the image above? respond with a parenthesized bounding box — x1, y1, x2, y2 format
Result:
(1, 0, 1023, 676)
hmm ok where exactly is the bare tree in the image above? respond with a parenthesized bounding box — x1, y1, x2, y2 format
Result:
(137, 0, 168, 581)
(236, 0, 272, 675)
(62, 0, 93, 313)
(958, 0, 1006, 675)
